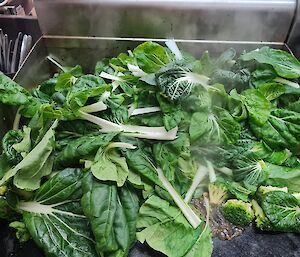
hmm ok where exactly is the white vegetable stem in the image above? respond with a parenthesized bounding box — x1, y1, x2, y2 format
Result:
(13, 106, 23, 130)
(79, 111, 178, 141)
(184, 165, 208, 203)
(18, 201, 86, 218)
(274, 77, 300, 88)
(129, 107, 161, 116)
(80, 101, 108, 113)
(105, 142, 137, 151)
(207, 160, 217, 183)
(127, 64, 148, 77)
(156, 167, 202, 229)
(165, 40, 183, 60)
(99, 71, 124, 82)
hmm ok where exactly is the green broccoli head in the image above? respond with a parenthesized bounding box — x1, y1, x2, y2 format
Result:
(221, 199, 254, 227)
(208, 182, 228, 206)
(251, 200, 273, 231)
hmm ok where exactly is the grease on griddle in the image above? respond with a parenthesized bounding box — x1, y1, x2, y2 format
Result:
(192, 197, 244, 241)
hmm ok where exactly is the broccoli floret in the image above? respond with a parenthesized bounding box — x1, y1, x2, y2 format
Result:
(221, 199, 254, 227)
(208, 183, 228, 205)
(251, 200, 273, 231)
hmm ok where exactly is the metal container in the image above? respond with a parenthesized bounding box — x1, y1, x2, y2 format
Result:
(1, 1, 300, 256)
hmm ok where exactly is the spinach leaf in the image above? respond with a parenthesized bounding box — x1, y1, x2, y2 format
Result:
(55, 133, 116, 167)
(0, 121, 58, 191)
(20, 168, 98, 257)
(55, 72, 78, 91)
(242, 89, 271, 125)
(190, 106, 240, 145)
(156, 94, 183, 130)
(0, 196, 20, 220)
(260, 191, 300, 233)
(265, 163, 300, 192)
(81, 175, 139, 257)
(91, 148, 129, 187)
(241, 47, 300, 79)
(133, 42, 173, 73)
(66, 75, 108, 111)
(2, 129, 24, 164)
(153, 133, 188, 182)
(256, 82, 286, 101)
(250, 109, 300, 152)
(137, 195, 211, 257)
(0, 73, 31, 105)
(0, 154, 11, 179)
(126, 148, 162, 187)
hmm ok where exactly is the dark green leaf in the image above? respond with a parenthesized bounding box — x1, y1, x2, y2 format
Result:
(0, 73, 31, 106)
(241, 47, 300, 79)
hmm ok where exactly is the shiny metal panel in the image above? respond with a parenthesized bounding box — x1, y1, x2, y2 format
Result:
(287, 1, 300, 58)
(34, 0, 296, 42)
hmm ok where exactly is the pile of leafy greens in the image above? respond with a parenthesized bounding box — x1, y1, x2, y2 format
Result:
(0, 41, 300, 257)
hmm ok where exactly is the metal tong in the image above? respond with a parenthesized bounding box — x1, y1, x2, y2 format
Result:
(0, 29, 32, 74)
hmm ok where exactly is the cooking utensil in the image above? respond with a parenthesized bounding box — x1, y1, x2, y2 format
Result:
(0, 31, 32, 74)
(10, 32, 22, 73)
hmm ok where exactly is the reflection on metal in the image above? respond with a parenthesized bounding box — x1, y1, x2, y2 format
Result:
(34, 0, 295, 42)
(287, 1, 300, 58)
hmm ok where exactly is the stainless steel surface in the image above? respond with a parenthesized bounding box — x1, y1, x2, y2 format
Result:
(35, 0, 296, 42)
(11, 32, 21, 73)
(287, 1, 300, 58)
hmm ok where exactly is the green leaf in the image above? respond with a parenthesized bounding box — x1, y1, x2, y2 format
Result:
(250, 109, 300, 152)
(66, 75, 108, 110)
(213, 106, 241, 144)
(133, 42, 173, 73)
(266, 163, 300, 192)
(153, 133, 188, 182)
(184, 226, 213, 257)
(55, 73, 77, 91)
(257, 82, 286, 101)
(189, 107, 240, 145)
(20, 168, 98, 257)
(189, 112, 209, 141)
(0, 196, 19, 220)
(137, 195, 210, 257)
(12, 126, 31, 157)
(0, 120, 58, 191)
(81, 175, 139, 257)
(91, 149, 129, 187)
(0, 73, 31, 106)
(2, 129, 24, 165)
(241, 47, 300, 79)
(0, 154, 11, 180)
(55, 133, 116, 167)
(260, 191, 300, 233)
(126, 148, 162, 187)
(242, 89, 271, 125)
(156, 94, 183, 130)
(9, 221, 31, 243)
